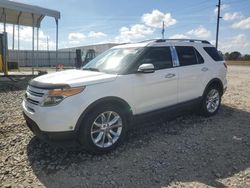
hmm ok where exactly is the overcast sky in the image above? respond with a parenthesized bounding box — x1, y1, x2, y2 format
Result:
(2, 0, 250, 53)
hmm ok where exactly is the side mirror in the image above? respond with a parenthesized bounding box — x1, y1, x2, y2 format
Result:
(137, 63, 155, 73)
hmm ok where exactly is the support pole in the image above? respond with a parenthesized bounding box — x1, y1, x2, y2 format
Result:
(17, 12, 22, 69)
(18, 25, 20, 50)
(36, 15, 43, 52)
(216, 0, 221, 49)
(36, 27, 39, 68)
(3, 8, 7, 76)
(47, 36, 49, 51)
(12, 24, 15, 50)
(55, 19, 58, 66)
(37, 27, 39, 51)
(32, 13, 35, 75)
(3, 8, 6, 32)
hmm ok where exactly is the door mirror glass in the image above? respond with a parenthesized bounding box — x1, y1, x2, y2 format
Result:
(137, 63, 155, 73)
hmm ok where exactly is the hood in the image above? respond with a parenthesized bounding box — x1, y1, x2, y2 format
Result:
(31, 69, 117, 88)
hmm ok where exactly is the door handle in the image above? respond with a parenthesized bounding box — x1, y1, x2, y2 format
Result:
(201, 67, 208, 72)
(165, 73, 175, 78)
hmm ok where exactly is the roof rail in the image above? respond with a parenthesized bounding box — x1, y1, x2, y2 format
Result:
(138, 39, 158, 43)
(139, 39, 211, 44)
(155, 39, 211, 44)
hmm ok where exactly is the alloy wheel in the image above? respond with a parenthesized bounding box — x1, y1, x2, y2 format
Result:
(90, 111, 123, 148)
(206, 89, 220, 113)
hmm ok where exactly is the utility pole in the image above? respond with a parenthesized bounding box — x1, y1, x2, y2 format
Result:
(216, 0, 222, 49)
(162, 21, 165, 39)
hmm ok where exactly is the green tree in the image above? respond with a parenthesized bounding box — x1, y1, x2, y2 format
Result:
(228, 51, 242, 60)
(224, 52, 230, 60)
(242, 54, 250, 61)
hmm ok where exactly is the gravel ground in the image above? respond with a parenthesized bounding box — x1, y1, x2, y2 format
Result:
(0, 66, 250, 188)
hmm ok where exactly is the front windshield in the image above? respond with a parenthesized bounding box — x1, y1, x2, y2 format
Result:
(83, 48, 143, 74)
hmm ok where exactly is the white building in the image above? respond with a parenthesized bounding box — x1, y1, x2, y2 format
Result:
(60, 43, 119, 56)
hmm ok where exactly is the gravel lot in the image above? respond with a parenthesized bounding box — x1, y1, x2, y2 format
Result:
(1, 66, 250, 188)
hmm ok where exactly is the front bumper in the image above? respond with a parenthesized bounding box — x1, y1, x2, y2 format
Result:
(22, 98, 83, 132)
(23, 112, 77, 143)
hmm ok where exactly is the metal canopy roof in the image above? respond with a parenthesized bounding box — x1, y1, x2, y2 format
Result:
(0, 0, 60, 76)
(0, 0, 60, 27)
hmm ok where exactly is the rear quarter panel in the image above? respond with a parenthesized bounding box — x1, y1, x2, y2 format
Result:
(197, 45, 227, 93)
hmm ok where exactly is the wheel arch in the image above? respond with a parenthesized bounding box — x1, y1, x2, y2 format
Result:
(203, 78, 224, 97)
(75, 96, 133, 131)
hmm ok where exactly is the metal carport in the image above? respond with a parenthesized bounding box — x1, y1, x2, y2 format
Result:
(0, 0, 60, 75)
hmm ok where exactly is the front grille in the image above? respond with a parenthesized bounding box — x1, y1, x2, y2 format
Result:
(27, 89, 44, 97)
(25, 85, 47, 106)
(26, 98, 39, 105)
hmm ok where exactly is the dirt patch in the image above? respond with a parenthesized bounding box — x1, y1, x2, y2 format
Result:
(0, 66, 250, 188)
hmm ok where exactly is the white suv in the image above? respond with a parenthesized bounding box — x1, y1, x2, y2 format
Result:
(22, 39, 227, 153)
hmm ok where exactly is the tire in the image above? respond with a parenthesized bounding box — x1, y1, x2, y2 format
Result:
(78, 104, 128, 154)
(201, 85, 222, 117)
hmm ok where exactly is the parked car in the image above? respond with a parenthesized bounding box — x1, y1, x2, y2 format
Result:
(22, 39, 227, 153)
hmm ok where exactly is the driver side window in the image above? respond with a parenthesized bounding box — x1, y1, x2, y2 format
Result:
(140, 47, 173, 70)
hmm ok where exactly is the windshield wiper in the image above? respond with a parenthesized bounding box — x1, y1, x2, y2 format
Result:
(82, 67, 100, 72)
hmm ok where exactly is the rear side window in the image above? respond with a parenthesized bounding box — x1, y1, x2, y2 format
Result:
(175, 46, 203, 66)
(140, 47, 173, 70)
(195, 49, 204, 64)
(204, 47, 224, 61)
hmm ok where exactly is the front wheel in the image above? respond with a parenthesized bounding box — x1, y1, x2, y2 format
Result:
(201, 86, 221, 117)
(79, 105, 127, 154)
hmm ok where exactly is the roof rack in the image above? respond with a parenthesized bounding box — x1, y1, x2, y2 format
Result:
(139, 39, 210, 44)
(138, 39, 158, 43)
(155, 39, 210, 44)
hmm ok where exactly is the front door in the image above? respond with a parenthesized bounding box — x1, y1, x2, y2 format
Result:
(131, 46, 178, 114)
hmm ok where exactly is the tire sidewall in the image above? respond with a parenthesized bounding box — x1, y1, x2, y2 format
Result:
(79, 104, 127, 154)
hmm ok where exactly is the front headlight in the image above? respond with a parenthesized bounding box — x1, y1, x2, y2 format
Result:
(42, 86, 85, 106)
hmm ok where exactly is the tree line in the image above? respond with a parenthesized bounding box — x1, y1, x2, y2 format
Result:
(224, 51, 250, 61)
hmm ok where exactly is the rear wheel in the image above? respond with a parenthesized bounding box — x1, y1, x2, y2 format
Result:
(79, 105, 127, 154)
(201, 86, 221, 117)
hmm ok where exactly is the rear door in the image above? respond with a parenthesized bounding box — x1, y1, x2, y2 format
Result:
(131, 46, 178, 114)
(175, 45, 209, 103)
